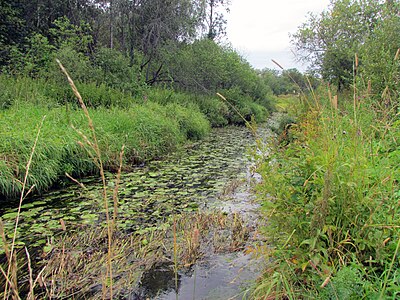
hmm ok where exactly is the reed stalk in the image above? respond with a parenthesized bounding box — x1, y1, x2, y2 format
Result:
(56, 59, 114, 299)
(3, 115, 45, 300)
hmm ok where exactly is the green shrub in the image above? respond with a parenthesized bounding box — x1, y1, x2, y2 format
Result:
(92, 47, 145, 93)
(318, 266, 364, 300)
(197, 96, 230, 127)
(48, 46, 93, 84)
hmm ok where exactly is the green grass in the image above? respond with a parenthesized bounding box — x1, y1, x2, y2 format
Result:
(0, 73, 273, 199)
(254, 87, 400, 299)
(0, 101, 210, 199)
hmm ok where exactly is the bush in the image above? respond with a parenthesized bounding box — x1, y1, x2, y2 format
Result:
(220, 88, 269, 125)
(48, 46, 93, 84)
(92, 47, 145, 93)
(197, 96, 230, 127)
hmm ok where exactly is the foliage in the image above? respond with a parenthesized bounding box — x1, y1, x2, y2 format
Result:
(254, 87, 400, 298)
(259, 68, 313, 96)
(197, 95, 231, 127)
(358, 4, 400, 103)
(0, 2, 271, 123)
(49, 16, 93, 54)
(92, 47, 144, 93)
(219, 87, 269, 124)
(291, 0, 384, 90)
(202, 0, 231, 40)
(5, 33, 55, 76)
(318, 266, 365, 299)
(161, 39, 273, 110)
(0, 96, 211, 198)
(0, 0, 26, 66)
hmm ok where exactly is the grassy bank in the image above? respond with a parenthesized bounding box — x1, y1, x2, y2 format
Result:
(254, 91, 399, 298)
(0, 75, 271, 199)
(0, 103, 203, 199)
(0, 75, 271, 127)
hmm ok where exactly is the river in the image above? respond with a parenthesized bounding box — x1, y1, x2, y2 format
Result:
(0, 119, 274, 299)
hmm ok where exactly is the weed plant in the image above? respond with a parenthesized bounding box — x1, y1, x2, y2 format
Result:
(253, 85, 400, 298)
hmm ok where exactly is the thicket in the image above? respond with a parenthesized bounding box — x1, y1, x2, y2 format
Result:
(254, 0, 400, 298)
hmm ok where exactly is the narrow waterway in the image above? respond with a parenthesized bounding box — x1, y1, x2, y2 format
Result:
(0, 118, 274, 299)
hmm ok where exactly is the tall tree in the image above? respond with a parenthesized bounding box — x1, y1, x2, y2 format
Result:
(0, 1, 26, 66)
(291, 0, 383, 90)
(204, 0, 230, 40)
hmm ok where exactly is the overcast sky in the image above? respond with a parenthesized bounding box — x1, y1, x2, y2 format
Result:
(226, 0, 331, 71)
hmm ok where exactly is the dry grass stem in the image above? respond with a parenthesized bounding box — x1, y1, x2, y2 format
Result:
(394, 48, 400, 60)
(4, 115, 46, 300)
(56, 59, 114, 299)
(25, 248, 34, 300)
(65, 172, 86, 189)
(113, 145, 125, 223)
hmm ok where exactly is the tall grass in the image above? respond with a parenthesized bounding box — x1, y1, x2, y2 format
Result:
(254, 81, 400, 298)
(0, 101, 211, 199)
(57, 59, 116, 298)
(0, 115, 46, 299)
(1, 74, 271, 130)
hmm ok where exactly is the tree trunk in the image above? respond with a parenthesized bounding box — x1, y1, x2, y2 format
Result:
(110, 0, 114, 48)
(208, 0, 215, 39)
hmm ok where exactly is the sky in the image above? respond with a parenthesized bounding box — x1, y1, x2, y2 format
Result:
(226, 0, 331, 71)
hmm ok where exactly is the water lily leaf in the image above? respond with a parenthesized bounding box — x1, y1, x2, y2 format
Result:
(43, 244, 53, 253)
(1, 212, 18, 219)
(81, 213, 98, 220)
(20, 203, 36, 209)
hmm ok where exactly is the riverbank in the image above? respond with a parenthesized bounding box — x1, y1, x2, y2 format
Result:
(0, 118, 273, 299)
(0, 75, 271, 200)
(254, 92, 400, 298)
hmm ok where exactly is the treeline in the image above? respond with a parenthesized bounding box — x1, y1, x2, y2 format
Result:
(0, 0, 273, 104)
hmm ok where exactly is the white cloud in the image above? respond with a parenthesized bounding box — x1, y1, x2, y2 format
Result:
(226, 0, 330, 70)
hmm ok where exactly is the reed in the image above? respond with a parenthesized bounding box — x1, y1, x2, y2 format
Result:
(1, 116, 46, 299)
(57, 59, 115, 298)
(37, 210, 251, 298)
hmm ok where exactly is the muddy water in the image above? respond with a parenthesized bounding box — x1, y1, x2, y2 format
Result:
(1, 120, 273, 299)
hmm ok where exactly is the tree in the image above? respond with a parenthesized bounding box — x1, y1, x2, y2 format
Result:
(359, 1, 400, 101)
(0, 1, 26, 66)
(204, 0, 230, 40)
(291, 0, 383, 90)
